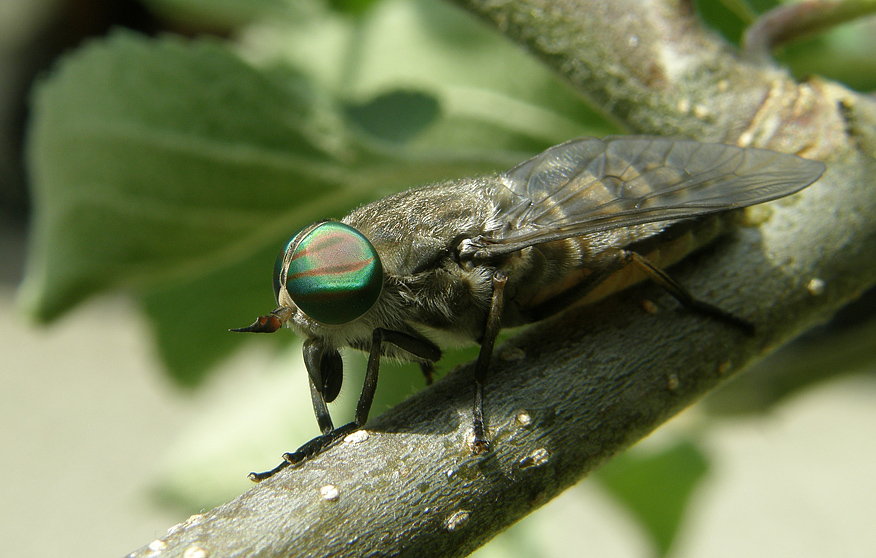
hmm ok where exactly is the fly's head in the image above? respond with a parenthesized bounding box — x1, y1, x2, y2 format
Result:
(273, 221, 384, 331)
(232, 220, 385, 402)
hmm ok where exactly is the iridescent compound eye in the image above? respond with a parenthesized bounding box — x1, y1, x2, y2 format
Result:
(280, 222, 383, 325)
(273, 236, 295, 305)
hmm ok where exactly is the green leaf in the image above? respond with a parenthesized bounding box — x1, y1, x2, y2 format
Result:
(142, 0, 302, 28)
(696, 0, 752, 44)
(778, 16, 876, 93)
(327, 0, 383, 15)
(139, 243, 287, 386)
(696, 0, 782, 45)
(596, 439, 710, 557)
(238, 0, 615, 149)
(22, 30, 357, 323)
(345, 90, 441, 143)
(22, 0, 616, 382)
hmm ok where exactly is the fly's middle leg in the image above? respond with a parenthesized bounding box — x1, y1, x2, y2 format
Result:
(471, 270, 508, 453)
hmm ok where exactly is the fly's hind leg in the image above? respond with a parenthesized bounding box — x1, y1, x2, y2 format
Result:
(624, 250, 754, 335)
(525, 249, 753, 334)
(471, 270, 508, 454)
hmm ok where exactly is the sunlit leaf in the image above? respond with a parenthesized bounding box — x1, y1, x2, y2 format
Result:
(22, 0, 616, 382)
(22, 31, 358, 322)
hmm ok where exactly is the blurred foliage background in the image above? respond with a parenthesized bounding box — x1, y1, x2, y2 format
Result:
(1, 0, 875, 556)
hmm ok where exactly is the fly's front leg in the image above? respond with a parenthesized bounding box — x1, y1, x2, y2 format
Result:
(471, 270, 508, 453)
(248, 341, 358, 483)
(247, 373, 338, 482)
(309, 376, 335, 435)
(279, 329, 387, 468)
(249, 329, 439, 482)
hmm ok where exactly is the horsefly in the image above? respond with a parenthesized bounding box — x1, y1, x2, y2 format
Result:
(233, 136, 825, 481)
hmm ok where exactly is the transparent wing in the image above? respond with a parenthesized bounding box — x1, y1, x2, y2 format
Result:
(485, 136, 825, 255)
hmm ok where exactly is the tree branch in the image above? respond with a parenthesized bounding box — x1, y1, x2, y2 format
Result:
(744, 0, 876, 63)
(453, 0, 850, 153)
(126, 1, 876, 556)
